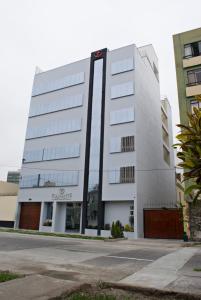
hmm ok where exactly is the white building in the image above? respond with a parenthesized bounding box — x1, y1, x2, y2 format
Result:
(15, 44, 176, 238)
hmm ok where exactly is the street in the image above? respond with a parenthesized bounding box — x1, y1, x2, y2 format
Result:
(0, 232, 200, 299)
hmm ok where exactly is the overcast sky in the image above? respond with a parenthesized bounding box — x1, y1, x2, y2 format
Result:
(0, 0, 201, 180)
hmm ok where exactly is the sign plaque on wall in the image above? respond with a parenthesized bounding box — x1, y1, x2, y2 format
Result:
(52, 188, 72, 201)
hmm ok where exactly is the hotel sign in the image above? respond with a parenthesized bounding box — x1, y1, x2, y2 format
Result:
(52, 188, 72, 201)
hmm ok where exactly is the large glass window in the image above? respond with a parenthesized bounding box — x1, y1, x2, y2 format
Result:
(110, 107, 134, 125)
(23, 144, 80, 163)
(20, 171, 79, 188)
(32, 72, 85, 96)
(111, 81, 134, 99)
(109, 166, 135, 184)
(39, 171, 79, 187)
(23, 149, 43, 163)
(111, 57, 134, 75)
(187, 68, 201, 86)
(26, 119, 82, 139)
(87, 58, 103, 228)
(29, 94, 83, 117)
(20, 175, 39, 188)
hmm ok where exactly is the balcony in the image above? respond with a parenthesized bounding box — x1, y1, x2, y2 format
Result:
(186, 82, 201, 97)
(183, 55, 201, 68)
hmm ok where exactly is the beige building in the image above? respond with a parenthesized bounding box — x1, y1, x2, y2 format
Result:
(0, 181, 18, 227)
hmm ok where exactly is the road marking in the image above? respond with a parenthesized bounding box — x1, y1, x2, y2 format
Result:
(107, 255, 153, 262)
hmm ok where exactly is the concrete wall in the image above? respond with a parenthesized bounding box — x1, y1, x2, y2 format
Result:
(104, 201, 133, 226)
(0, 196, 17, 221)
(135, 45, 176, 237)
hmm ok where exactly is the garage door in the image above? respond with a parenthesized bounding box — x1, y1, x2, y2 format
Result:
(144, 209, 183, 239)
(19, 203, 41, 230)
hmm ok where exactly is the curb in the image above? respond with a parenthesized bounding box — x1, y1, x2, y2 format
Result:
(102, 282, 201, 300)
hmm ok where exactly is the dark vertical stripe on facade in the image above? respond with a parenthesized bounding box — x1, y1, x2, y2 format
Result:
(81, 49, 107, 235)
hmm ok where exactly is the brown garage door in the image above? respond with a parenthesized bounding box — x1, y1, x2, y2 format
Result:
(144, 209, 183, 239)
(19, 202, 41, 230)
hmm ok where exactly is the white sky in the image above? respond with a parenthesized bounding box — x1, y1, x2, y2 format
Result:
(0, 0, 201, 180)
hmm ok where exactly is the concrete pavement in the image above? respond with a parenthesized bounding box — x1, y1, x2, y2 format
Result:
(120, 247, 198, 289)
(0, 231, 200, 299)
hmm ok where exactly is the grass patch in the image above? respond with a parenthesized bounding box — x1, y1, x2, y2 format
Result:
(68, 292, 116, 300)
(0, 228, 105, 240)
(0, 271, 21, 283)
(193, 268, 201, 272)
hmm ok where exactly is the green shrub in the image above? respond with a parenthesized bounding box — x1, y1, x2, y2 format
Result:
(124, 224, 134, 232)
(111, 221, 124, 238)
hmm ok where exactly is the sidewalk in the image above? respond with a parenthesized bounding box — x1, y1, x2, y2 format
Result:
(120, 247, 201, 294)
(0, 274, 83, 300)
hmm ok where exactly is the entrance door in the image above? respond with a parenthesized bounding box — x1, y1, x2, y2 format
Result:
(66, 203, 81, 232)
(19, 202, 41, 230)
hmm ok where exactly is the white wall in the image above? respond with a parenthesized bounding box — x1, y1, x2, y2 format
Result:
(135, 45, 176, 237)
(102, 45, 136, 202)
(104, 201, 133, 226)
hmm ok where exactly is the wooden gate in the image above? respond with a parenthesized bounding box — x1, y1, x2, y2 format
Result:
(19, 202, 41, 230)
(144, 209, 183, 239)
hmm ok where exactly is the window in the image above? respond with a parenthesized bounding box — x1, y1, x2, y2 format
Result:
(87, 58, 104, 228)
(29, 94, 83, 117)
(110, 107, 134, 125)
(111, 57, 134, 75)
(190, 100, 201, 113)
(23, 149, 43, 163)
(46, 202, 53, 220)
(20, 175, 39, 188)
(121, 136, 134, 152)
(163, 145, 170, 165)
(39, 171, 79, 187)
(32, 72, 85, 96)
(187, 68, 201, 86)
(109, 166, 135, 184)
(111, 81, 134, 99)
(120, 166, 135, 183)
(20, 171, 79, 188)
(43, 144, 80, 160)
(130, 205, 134, 216)
(110, 136, 134, 153)
(26, 119, 82, 139)
(23, 144, 80, 163)
(162, 128, 169, 147)
(184, 41, 201, 58)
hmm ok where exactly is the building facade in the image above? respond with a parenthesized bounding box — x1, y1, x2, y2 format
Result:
(7, 171, 20, 184)
(0, 181, 18, 228)
(173, 28, 201, 240)
(15, 44, 176, 238)
(173, 27, 201, 124)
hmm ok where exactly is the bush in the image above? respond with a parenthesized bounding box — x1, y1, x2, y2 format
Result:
(111, 221, 124, 238)
(43, 219, 52, 226)
(124, 224, 134, 232)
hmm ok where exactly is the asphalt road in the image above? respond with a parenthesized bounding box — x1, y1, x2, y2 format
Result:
(0, 232, 181, 283)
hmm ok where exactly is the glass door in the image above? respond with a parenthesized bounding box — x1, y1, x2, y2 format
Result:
(66, 203, 81, 232)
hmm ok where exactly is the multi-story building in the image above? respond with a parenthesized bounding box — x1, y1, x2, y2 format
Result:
(7, 171, 20, 184)
(15, 44, 176, 238)
(173, 28, 201, 240)
(173, 27, 201, 124)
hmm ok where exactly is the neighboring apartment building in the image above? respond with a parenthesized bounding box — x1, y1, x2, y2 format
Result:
(7, 171, 20, 184)
(173, 28, 201, 240)
(15, 44, 176, 238)
(173, 27, 201, 124)
(0, 181, 18, 227)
